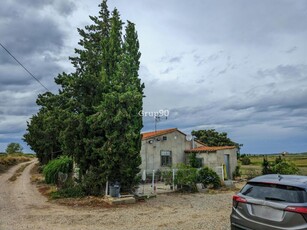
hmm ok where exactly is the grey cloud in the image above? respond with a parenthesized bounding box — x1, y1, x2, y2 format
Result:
(148, 0, 307, 46)
(0, 0, 75, 151)
(0, 65, 32, 86)
(168, 56, 182, 63)
(19, 0, 76, 16)
(53, 0, 77, 16)
(1, 17, 64, 56)
(257, 64, 307, 80)
(217, 68, 227, 76)
(286, 46, 297, 53)
(194, 56, 206, 66)
(160, 55, 182, 64)
(160, 67, 173, 74)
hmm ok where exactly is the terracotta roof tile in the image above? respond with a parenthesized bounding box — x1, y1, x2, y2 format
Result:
(142, 128, 178, 140)
(185, 145, 236, 153)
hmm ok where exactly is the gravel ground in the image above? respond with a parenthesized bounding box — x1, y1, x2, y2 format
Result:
(0, 160, 236, 230)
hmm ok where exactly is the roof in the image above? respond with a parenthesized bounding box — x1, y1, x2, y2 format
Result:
(142, 128, 184, 140)
(185, 145, 236, 153)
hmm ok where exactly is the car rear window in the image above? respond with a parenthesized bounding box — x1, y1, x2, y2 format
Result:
(240, 182, 307, 203)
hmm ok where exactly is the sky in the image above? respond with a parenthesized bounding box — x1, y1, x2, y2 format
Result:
(0, 0, 307, 154)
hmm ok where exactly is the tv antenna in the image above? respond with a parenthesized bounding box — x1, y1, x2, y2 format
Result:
(154, 115, 167, 132)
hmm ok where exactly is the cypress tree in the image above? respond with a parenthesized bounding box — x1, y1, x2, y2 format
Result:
(24, 0, 144, 193)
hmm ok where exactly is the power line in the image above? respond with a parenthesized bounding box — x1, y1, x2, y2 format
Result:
(0, 42, 50, 92)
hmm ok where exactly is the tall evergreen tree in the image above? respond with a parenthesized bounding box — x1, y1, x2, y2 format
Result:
(24, 0, 144, 193)
(88, 11, 144, 191)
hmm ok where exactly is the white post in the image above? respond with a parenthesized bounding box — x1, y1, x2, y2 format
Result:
(152, 170, 155, 193)
(172, 169, 175, 191)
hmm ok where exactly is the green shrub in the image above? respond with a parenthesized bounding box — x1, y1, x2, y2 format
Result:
(43, 156, 73, 184)
(246, 168, 261, 179)
(262, 157, 272, 175)
(51, 184, 85, 199)
(175, 164, 198, 192)
(197, 167, 221, 189)
(232, 165, 241, 178)
(272, 160, 299, 175)
(174, 165, 221, 191)
(262, 156, 299, 175)
(81, 167, 106, 196)
(161, 170, 173, 185)
(188, 152, 203, 168)
(241, 156, 251, 165)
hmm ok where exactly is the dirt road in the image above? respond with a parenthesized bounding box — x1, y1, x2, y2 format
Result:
(0, 160, 234, 230)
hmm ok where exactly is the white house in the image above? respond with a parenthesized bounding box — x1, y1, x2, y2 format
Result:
(140, 128, 238, 179)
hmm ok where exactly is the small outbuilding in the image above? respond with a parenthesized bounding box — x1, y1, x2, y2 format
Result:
(185, 146, 238, 180)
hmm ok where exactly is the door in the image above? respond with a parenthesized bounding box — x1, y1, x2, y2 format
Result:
(224, 154, 231, 180)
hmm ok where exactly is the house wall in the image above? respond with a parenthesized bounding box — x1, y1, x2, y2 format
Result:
(140, 129, 238, 179)
(140, 130, 194, 172)
(191, 148, 238, 179)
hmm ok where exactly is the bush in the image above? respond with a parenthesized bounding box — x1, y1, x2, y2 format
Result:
(188, 153, 203, 168)
(272, 160, 299, 175)
(81, 167, 106, 196)
(161, 170, 173, 185)
(233, 165, 241, 178)
(197, 167, 221, 189)
(175, 164, 198, 192)
(261, 156, 299, 175)
(241, 156, 251, 165)
(174, 165, 221, 191)
(43, 156, 73, 184)
(262, 157, 272, 175)
(51, 183, 85, 199)
(246, 169, 261, 179)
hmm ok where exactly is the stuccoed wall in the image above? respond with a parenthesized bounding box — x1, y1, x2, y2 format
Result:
(196, 148, 237, 179)
(140, 130, 192, 172)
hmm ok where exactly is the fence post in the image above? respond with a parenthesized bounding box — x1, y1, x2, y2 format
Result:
(172, 169, 175, 191)
(152, 170, 155, 193)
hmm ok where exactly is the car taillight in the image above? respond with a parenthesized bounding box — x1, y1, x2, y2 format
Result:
(285, 206, 307, 222)
(285, 206, 307, 214)
(233, 195, 247, 208)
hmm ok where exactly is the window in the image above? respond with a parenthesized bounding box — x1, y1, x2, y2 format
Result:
(195, 157, 204, 168)
(162, 136, 167, 141)
(241, 182, 307, 203)
(161, 150, 172, 166)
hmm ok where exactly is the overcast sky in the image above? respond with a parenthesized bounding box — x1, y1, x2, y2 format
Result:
(0, 0, 307, 154)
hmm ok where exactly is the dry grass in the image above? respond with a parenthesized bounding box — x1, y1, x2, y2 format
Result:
(30, 163, 44, 184)
(0, 154, 32, 174)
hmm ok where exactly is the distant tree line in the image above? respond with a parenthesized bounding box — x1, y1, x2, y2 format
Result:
(192, 129, 242, 157)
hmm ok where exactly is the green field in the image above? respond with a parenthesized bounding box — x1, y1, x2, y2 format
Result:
(240, 153, 307, 178)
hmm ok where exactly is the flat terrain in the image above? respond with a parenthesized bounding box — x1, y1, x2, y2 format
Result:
(240, 154, 307, 178)
(0, 160, 235, 230)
